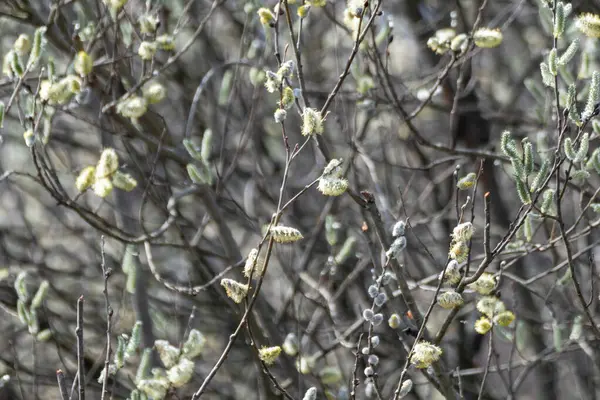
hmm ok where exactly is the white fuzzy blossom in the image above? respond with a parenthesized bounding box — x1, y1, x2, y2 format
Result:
(220, 279, 249, 303)
(452, 222, 475, 242)
(302, 387, 317, 400)
(392, 220, 406, 237)
(386, 236, 407, 259)
(243, 248, 261, 278)
(441, 260, 462, 285)
(411, 341, 442, 369)
(437, 290, 464, 309)
(302, 108, 325, 136)
(182, 329, 206, 359)
(167, 358, 194, 387)
(317, 177, 348, 196)
(154, 339, 180, 368)
(468, 272, 496, 295)
(270, 225, 304, 243)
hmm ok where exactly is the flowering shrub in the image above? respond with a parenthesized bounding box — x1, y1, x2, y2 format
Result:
(0, 1, 599, 399)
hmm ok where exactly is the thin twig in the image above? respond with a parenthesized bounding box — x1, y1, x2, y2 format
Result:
(76, 296, 85, 400)
(100, 237, 113, 400)
(56, 370, 69, 400)
(477, 329, 494, 400)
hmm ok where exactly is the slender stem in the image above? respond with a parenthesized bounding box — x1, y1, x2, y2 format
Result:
(56, 370, 68, 400)
(76, 296, 85, 400)
(477, 329, 494, 400)
(100, 236, 113, 400)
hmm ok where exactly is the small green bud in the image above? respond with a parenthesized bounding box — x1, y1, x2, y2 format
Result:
(23, 129, 35, 147)
(187, 163, 211, 184)
(14, 34, 31, 56)
(512, 158, 526, 181)
(334, 236, 356, 264)
(554, 2, 565, 38)
(112, 171, 137, 191)
(135, 348, 152, 383)
(515, 178, 532, 205)
(574, 132, 589, 163)
(473, 28, 503, 48)
(74, 51, 93, 76)
(548, 49, 557, 75)
(501, 131, 520, 159)
(583, 71, 600, 120)
(115, 335, 126, 368)
(27, 27, 46, 70)
(540, 62, 555, 88)
(540, 188, 555, 215)
(14, 271, 29, 301)
(388, 313, 401, 329)
(319, 366, 342, 384)
(282, 332, 299, 356)
(10, 51, 24, 77)
(201, 128, 213, 164)
(558, 39, 579, 66)
(125, 321, 142, 359)
(564, 137, 577, 161)
(457, 172, 477, 190)
(17, 300, 30, 325)
(183, 138, 202, 161)
(36, 329, 52, 342)
(30, 280, 49, 310)
(523, 141, 534, 175)
(0, 101, 5, 128)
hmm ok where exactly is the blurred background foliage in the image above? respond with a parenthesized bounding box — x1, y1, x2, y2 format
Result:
(0, 0, 600, 399)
